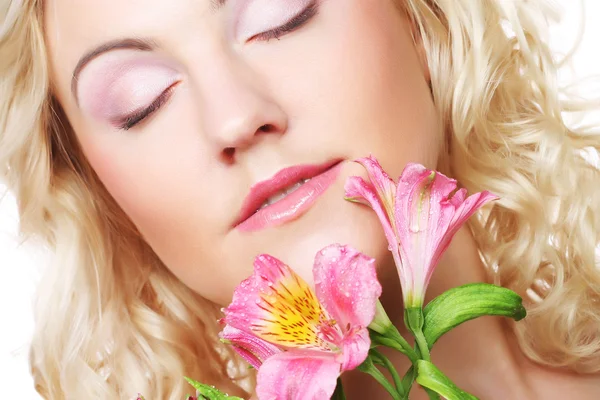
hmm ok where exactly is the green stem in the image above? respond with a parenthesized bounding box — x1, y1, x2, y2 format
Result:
(357, 356, 402, 400)
(371, 328, 419, 365)
(404, 308, 431, 363)
(413, 328, 431, 362)
(404, 308, 439, 400)
(389, 327, 420, 365)
(369, 349, 405, 398)
(413, 330, 440, 399)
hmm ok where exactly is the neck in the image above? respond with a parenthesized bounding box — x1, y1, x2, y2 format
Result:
(342, 226, 535, 399)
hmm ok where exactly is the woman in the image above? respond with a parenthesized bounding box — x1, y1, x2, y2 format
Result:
(0, 0, 598, 398)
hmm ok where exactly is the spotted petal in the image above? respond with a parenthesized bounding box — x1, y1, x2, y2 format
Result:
(256, 352, 340, 400)
(224, 254, 330, 351)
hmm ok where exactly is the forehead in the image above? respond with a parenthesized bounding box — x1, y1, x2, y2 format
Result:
(45, 0, 197, 43)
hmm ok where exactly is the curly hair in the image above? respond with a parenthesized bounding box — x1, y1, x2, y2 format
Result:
(0, 0, 598, 398)
(403, 0, 600, 372)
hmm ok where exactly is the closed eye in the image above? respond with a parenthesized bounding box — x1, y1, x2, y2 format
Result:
(113, 1, 318, 131)
(115, 81, 179, 131)
(251, 0, 319, 42)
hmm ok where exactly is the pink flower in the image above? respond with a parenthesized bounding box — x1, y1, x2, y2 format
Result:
(345, 157, 497, 308)
(221, 244, 382, 400)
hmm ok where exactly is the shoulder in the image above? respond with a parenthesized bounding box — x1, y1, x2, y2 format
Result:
(524, 361, 600, 400)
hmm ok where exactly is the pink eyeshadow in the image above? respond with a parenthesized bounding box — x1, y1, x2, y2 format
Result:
(77, 57, 180, 123)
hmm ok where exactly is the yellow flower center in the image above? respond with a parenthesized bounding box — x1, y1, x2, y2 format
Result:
(251, 267, 338, 351)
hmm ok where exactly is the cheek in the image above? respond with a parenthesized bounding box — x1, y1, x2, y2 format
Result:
(290, 0, 441, 175)
(79, 130, 197, 229)
(72, 112, 235, 298)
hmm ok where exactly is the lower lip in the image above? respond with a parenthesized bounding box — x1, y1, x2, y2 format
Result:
(236, 163, 343, 232)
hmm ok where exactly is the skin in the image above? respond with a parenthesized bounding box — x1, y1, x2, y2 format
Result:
(44, 0, 599, 398)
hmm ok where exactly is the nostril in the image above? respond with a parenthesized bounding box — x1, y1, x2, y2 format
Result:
(220, 123, 279, 163)
(258, 124, 275, 133)
(223, 147, 236, 160)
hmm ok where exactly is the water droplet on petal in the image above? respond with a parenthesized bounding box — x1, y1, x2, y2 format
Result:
(409, 220, 419, 232)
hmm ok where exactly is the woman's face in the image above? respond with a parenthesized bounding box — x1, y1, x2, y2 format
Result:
(45, 0, 441, 305)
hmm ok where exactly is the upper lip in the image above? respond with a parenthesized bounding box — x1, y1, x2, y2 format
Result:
(234, 159, 342, 227)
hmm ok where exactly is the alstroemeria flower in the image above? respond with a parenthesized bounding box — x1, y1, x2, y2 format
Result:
(222, 244, 382, 400)
(345, 156, 497, 308)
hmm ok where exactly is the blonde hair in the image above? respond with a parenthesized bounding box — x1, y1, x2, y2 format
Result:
(0, 0, 598, 398)
(403, 0, 600, 371)
(1, 1, 247, 398)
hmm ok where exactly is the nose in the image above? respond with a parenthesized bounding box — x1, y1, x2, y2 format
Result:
(196, 54, 288, 162)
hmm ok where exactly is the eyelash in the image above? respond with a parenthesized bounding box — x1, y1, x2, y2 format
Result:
(117, 83, 178, 130)
(252, 0, 319, 42)
(117, 2, 318, 130)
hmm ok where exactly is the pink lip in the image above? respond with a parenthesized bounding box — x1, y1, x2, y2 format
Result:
(235, 160, 343, 232)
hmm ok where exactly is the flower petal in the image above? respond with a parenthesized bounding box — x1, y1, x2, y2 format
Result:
(219, 325, 281, 370)
(396, 162, 431, 187)
(344, 176, 397, 247)
(313, 244, 382, 329)
(449, 187, 467, 207)
(394, 164, 497, 306)
(223, 273, 271, 336)
(339, 327, 370, 371)
(427, 190, 498, 278)
(343, 175, 373, 207)
(418, 186, 497, 291)
(256, 352, 340, 400)
(223, 254, 330, 351)
(355, 156, 397, 212)
(393, 167, 458, 305)
(451, 190, 498, 228)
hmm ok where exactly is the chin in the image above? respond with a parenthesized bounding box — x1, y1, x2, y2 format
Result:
(222, 161, 393, 298)
(263, 197, 391, 287)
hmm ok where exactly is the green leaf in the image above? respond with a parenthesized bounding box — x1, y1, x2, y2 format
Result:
(184, 377, 243, 400)
(331, 378, 346, 400)
(423, 283, 526, 347)
(415, 360, 479, 400)
(400, 366, 416, 397)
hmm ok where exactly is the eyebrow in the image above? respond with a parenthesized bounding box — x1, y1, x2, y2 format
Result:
(210, 0, 227, 11)
(70, 0, 228, 102)
(70, 38, 158, 101)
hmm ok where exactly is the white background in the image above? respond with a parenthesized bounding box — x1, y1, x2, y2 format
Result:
(1, 1, 599, 398)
